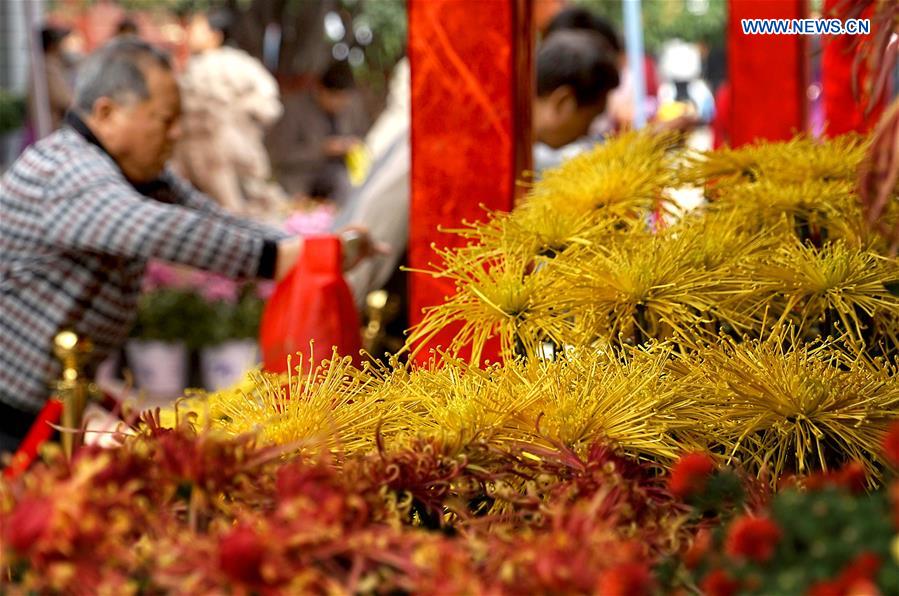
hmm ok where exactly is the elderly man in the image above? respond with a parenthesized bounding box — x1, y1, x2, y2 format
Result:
(0, 38, 364, 452)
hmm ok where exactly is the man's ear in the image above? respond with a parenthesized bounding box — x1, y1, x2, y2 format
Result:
(548, 85, 578, 117)
(90, 96, 117, 123)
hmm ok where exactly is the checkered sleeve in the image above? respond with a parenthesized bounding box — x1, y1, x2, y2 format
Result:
(162, 169, 291, 242)
(43, 175, 265, 279)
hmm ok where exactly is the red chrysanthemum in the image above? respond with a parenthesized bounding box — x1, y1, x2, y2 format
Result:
(4, 497, 53, 554)
(701, 569, 740, 596)
(668, 452, 717, 499)
(219, 524, 266, 584)
(883, 421, 899, 467)
(724, 515, 782, 563)
(595, 562, 653, 596)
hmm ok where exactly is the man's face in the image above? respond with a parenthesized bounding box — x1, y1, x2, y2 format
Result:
(91, 64, 182, 183)
(533, 86, 605, 149)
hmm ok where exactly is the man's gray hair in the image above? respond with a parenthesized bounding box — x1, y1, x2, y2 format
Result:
(73, 37, 172, 112)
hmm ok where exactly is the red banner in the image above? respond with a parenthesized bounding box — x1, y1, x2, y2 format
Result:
(407, 0, 533, 362)
(728, 0, 807, 146)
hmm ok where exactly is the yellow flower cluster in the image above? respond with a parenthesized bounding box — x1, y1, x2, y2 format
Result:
(168, 132, 899, 486)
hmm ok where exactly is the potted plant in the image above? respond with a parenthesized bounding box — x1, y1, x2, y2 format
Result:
(199, 285, 264, 391)
(127, 288, 210, 402)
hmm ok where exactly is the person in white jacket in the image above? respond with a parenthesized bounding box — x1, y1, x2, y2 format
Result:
(333, 58, 410, 310)
(172, 9, 287, 216)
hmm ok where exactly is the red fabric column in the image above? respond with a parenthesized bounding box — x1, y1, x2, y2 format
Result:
(407, 0, 533, 362)
(728, 0, 807, 146)
(821, 0, 886, 136)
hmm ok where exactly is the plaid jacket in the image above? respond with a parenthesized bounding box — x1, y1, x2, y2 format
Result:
(0, 116, 286, 413)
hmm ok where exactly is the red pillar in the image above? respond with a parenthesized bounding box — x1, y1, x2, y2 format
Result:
(728, 0, 807, 146)
(407, 0, 533, 361)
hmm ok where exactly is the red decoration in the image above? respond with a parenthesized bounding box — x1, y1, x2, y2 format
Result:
(727, 0, 806, 146)
(407, 0, 533, 363)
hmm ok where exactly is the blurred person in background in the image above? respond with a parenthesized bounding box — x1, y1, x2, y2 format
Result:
(333, 58, 410, 311)
(532, 29, 620, 173)
(337, 30, 620, 319)
(0, 38, 379, 453)
(171, 8, 287, 216)
(23, 25, 74, 148)
(267, 60, 367, 205)
(545, 6, 659, 135)
(656, 39, 715, 131)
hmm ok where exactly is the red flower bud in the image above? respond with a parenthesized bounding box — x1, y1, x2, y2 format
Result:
(805, 462, 867, 494)
(219, 525, 265, 584)
(701, 569, 740, 596)
(668, 452, 716, 499)
(595, 562, 653, 596)
(725, 515, 781, 563)
(4, 497, 53, 554)
(810, 552, 883, 595)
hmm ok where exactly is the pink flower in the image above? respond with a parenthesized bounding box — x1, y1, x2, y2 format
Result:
(201, 277, 239, 303)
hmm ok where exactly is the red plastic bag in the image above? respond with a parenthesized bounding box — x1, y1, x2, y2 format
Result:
(259, 235, 361, 373)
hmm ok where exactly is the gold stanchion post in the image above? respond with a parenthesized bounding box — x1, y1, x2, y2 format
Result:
(53, 331, 93, 459)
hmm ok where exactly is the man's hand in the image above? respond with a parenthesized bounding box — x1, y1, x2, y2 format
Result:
(275, 236, 303, 281)
(274, 230, 388, 281)
(338, 227, 390, 271)
(323, 135, 361, 158)
(859, 98, 899, 256)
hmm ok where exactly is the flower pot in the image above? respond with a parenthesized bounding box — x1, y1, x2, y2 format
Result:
(200, 340, 259, 392)
(125, 340, 189, 402)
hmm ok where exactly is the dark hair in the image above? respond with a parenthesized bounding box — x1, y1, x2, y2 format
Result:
(544, 7, 623, 55)
(116, 17, 139, 36)
(536, 30, 620, 106)
(73, 37, 173, 112)
(40, 25, 71, 52)
(207, 8, 234, 40)
(320, 60, 355, 91)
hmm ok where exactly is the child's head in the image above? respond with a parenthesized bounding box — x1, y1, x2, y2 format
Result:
(544, 7, 623, 62)
(316, 61, 356, 115)
(533, 30, 620, 148)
